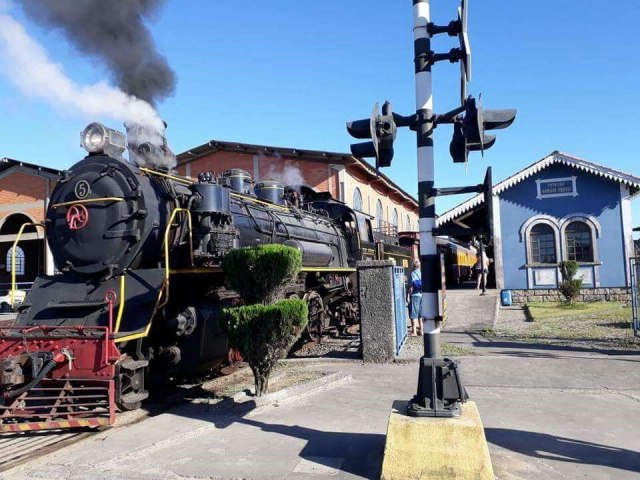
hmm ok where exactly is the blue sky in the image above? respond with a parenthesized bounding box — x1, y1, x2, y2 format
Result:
(0, 1, 639, 234)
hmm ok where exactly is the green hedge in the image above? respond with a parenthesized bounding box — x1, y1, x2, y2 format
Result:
(222, 299, 308, 395)
(221, 244, 302, 304)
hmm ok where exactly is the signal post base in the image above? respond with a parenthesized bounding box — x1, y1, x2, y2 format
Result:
(381, 401, 494, 480)
(407, 356, 467, 418)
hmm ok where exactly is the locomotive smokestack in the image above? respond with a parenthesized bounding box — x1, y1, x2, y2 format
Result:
(19, 0, 177, 106)
(125, 121, 176, 170)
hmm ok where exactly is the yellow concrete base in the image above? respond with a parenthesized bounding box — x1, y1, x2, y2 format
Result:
(381, 401, 494, 480)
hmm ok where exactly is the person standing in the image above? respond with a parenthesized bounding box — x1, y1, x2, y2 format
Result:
(474, 250, 490, 291)
(407, 260, 422, 336)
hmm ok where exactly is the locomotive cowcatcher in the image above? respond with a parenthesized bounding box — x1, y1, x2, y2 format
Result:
(0, 123, 416, 431)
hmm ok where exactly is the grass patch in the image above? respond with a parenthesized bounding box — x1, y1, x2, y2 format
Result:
(442, 343, 478, 357)
(496, 301, 639, 349)
(525, 301, 621, 321)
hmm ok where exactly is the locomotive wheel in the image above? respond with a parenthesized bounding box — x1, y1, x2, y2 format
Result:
(304, 291, 324, 343)
(116, 357, 149, 411)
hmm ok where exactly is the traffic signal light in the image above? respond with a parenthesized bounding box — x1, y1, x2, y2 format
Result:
(449, 95, 516, 163)
(347, 101, 397, 170)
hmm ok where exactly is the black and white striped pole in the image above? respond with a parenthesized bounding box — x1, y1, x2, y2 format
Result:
(407, 0, 470, 418)
(346, 0, 494, 417)
(413, 0, 441, 360)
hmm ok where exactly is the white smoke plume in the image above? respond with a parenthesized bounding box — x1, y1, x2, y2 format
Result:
(265, 157, 306, 187)
(0, 12, 164, 131)
(21, 0, 176, 106)
(0, 10, 174, 168)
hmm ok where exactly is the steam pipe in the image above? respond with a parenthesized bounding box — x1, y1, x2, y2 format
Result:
(5, 359, 56, 400)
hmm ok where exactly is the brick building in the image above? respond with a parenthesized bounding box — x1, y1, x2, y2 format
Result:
(0, 158, 60, 289)
(176, 140, 419, 233)
(0, 140, 418, 290)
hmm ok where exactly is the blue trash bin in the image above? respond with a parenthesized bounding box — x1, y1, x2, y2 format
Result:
(501, 290, 512, 306)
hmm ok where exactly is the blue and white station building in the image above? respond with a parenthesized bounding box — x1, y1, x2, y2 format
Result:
(437, 151, 640, 303)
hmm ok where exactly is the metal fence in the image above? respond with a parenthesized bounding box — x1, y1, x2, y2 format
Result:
(631, 258, 640, 337)
(392, 266, 408, 355)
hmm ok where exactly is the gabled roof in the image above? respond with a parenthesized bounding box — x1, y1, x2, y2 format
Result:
(0, 157, 62, 178)
(437, 151, 640, 227)
(177, 139, 354, 166)
(177, 139, 418, 208)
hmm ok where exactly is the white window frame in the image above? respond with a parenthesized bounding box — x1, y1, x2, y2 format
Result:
(376, 200, 384, 229)
(559, 214, 601, 264)
(352, 187, 363, 212)
(519, 215, 562, 266)
(6, 246, 25, 276)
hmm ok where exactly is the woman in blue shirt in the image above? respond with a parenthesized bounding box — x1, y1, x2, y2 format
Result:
(407, 260, 422, 336)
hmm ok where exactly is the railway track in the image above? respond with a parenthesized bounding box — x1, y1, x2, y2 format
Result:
(0, 338, 345, 474)
(0, 365, 251, 474)
(0, 429, 92, 473)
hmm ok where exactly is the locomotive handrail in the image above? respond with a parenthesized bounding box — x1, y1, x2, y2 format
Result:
(10, 222, 46, 307)
(50, 197, 125, 208)
(114, 275, 126, 332)
(158, 207, 194, 308)
(230, 192, 290, 212)
(139, 167, 194, 186)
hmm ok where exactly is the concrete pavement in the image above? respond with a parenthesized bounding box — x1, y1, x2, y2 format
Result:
(4, 339, 640, 480)
(444, 289, 499, 332)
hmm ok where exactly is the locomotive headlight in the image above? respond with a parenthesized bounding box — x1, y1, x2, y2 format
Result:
(80, 122, 127, 157)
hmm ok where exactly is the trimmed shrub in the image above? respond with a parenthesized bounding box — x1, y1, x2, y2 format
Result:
(222, 299, 308, 396)
(220, 244, 305, 396)
(221, 244, 302, 304)
(559, 260, 582, 303)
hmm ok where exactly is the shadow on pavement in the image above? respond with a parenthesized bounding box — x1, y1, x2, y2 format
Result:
(174, 398, 385, 479)
(485, 428, 640, 475)
(471, 339, 640, 359)
(442, 331, 640, 359)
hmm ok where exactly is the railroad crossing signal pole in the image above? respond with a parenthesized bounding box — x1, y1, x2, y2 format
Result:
(346, 0, 515, 417)
(406, 0, 470, 419)
(413, 0, 441, 360)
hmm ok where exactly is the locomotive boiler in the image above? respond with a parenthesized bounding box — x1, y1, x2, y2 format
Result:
(0, 122, 415, 431)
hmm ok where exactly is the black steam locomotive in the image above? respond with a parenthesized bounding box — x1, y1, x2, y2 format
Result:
(0, 123, 414, 431)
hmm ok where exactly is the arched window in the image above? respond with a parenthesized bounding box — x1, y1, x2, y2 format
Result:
(392, 209, 398, 230)
(6, 246, 25, 276)
(352, 188, 363, 211)
(0, 214, 35, 235)
(565, 221, 594, 262)
(406, 215, 411, 231)
(529, 223, 557, 264)
(376, 200, 384, 229)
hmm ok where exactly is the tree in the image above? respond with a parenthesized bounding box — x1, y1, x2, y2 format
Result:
(221, 244, 307, 396)
(559, 260, 582, 304)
